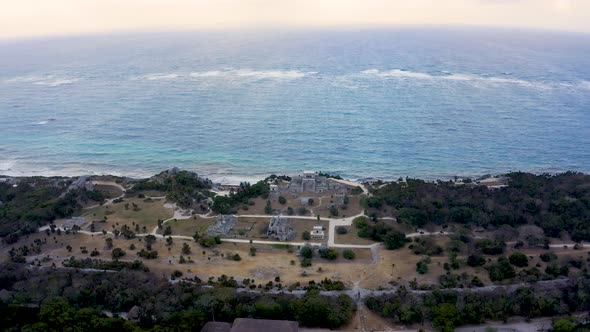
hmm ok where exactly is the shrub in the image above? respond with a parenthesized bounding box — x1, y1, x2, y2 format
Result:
(300, 246, 313, 259)
(343, 249, 356, 260)
(509, 252, 529, 267)
(467, 254, 486, 267)
(111, 248, 126, 259)
(232, 254, 241, 261)
(319, 248, 339, 260)
(302, 231, 311, 241)
(278, 196, 287, 204)
(301, 258, 312, 267)
(337, 227, 348, 235)
(488, 257, 515, 281)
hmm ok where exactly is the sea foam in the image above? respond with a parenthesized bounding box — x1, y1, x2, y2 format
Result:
(189, 69, 313, 79)
(360, 69, 552, 90)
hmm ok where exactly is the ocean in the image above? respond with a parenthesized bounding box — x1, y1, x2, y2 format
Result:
(1, 27, 589, 183)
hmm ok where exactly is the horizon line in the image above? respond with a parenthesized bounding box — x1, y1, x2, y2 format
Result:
(2, 23, 590, 43)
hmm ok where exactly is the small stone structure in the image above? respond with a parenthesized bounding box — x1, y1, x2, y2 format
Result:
(269, 184, 279, 197)
(206, 215, 237, 237)
(63, 217, 86, 229)
(267, 216, 296, 241)
(59, 175, 94, 198)
(310, 225, 325, 240)
(287, 171, 346, 195)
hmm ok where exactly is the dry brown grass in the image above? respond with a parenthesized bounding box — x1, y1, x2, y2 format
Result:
(82, 197, 173, 232)
(335, 226, 377, 245)
(159, 216, 215, 236)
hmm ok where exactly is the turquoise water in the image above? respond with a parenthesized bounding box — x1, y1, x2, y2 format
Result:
(1, 28, 589, 182)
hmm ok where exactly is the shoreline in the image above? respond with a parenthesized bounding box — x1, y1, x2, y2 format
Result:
(0, 166, 586, 186)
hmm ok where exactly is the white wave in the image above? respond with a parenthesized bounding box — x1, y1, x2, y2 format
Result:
(235, 69, 310, 79)
(0, 160, 16, 172)
(3, 76, 45, 83)
(33, 121, 48, 125)
(33, 78, 79, 87)
(142, 73, 179, 81)
(580, 81, 590, 91)
(4, 75, 78, 87)
(189, 69, 313, 80)
(189, 71, 225, 77)
(360, 68, 553, 89)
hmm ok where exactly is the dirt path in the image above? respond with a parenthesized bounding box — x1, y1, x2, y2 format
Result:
(83, 181, 128, 209)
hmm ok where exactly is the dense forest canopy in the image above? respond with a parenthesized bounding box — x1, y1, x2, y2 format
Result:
(0, 177, 103, 243)
(128, 169, 212, 209)
(366, 279, 590, 332)
(367, 172, 590, 241)
(0, 264, 354, 331)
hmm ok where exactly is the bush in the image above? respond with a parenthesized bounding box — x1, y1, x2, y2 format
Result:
(476, 239, 505, 255)
(509, 252, 529, 267)
(319, 248, 339, 260)
(540, 251, 557, 262)
(111, 248, 126, 259)
(278, 196, 287, 204)
(300, 246, 313, 259)
(467, 254, 486, 267)
(301, 258, 312, 267)
(302, 231, 311, 241)
(488, 257, 515, 281)
(343, 249, 356, 260)
(232, 254, 241, 261)
(337, 227, 348, 235)
(330, 205, 339, 217)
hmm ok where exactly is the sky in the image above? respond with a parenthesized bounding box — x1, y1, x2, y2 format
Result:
(1, 0, 590, 39)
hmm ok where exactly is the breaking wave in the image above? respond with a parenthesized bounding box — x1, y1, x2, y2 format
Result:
(3, 75, 79, 87)
(140, 73, 180, 81)
(360, 69, 553, 90)
(33, 78, 79, 87)
(189, 69, 314, 79)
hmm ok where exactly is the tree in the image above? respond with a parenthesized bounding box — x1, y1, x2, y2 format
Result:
(264, 200, 272, 214)
(302, 231, 311, 241)
(145, 234, 156, 249)
(337, 227, 348, 235)
(182, 243, 191, 255)
(164, 226, 172, 236)
(330, 205, 339, 217)
(278, 196, 287, 204)
(300, 246, 313, 259)
(111, 248, 126, 260)
(319, 248, 338, 260)
(382, 230, 408, 250)
(509, 252, 528, 267)
(249, 246, 257, 256)
(232, 253, 241, 261)
(553, 318, 576, 332)
(467, 254, 486, 267)
(105, 237, 113, 249)
(489, 256, 516, 281)
(343, 249, 355, 260)
(432, 303, 460, 332)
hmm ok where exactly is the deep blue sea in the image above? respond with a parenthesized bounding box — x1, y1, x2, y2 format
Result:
(1, 28, 589, 183)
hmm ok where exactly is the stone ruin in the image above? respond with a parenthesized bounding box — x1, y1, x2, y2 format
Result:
(206, 215, 237, 237)
(63, 216, 86, 229)
(286, 171, 346, 195)
(267, 216, 296, 241)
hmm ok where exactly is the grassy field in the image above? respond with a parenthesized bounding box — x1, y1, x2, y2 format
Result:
(82, 197, 173, 232)
(158, 216, 215, 236)
(334, 226, 378, 245)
